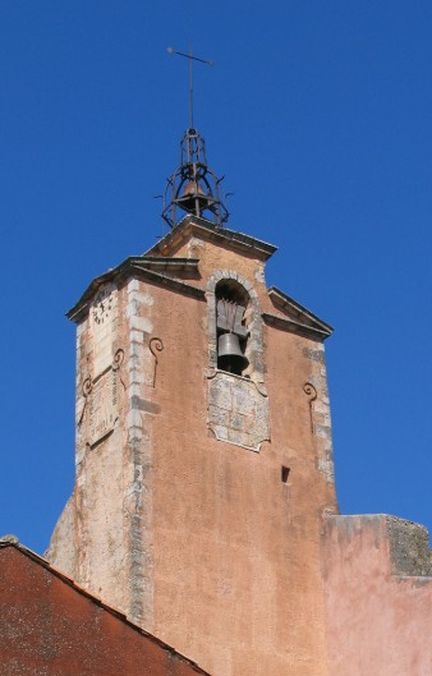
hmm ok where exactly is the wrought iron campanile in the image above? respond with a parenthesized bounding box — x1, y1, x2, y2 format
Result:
(162, 127, 229, 229)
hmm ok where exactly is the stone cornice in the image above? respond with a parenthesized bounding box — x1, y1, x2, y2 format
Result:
(267, 287, 333, 339)
(138, 256, 200, 275)
(262, 312, 332, 341)
(67, 257, 205, 323)
(144, 215, 278, 262)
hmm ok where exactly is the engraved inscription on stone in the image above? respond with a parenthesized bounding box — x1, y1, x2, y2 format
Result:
(208, 372, 270, 452)
(89, 369, 118, 446)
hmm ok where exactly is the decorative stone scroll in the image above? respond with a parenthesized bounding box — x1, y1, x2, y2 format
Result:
(208, 371, 270, 452)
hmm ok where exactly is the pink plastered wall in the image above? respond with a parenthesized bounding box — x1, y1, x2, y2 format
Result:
(322, 514, 432, 676)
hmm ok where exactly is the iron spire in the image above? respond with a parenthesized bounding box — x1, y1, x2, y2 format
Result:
(162, 48, 229, 229)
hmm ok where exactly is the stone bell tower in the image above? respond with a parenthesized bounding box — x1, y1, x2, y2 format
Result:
(48, 127, 337, 675)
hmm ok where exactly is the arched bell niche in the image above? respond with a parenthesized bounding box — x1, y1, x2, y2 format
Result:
(215, 278, 250, 376)
(206, 270, 266, 390)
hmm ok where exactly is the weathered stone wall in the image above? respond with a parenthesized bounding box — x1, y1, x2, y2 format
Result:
(387, 515, 432, 577)
(48, 276, 159, 624)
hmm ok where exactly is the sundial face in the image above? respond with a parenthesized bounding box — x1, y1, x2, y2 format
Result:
(92, 286, 114, 325)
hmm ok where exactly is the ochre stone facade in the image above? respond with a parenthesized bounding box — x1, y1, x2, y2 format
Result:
(47, 215, 432, 675)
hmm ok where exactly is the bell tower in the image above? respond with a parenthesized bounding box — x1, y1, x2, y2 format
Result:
(47, 126, 338, 675)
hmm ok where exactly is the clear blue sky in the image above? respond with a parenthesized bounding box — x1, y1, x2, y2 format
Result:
(1, 1, 432, 553)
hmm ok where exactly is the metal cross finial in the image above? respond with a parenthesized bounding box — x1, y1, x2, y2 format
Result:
(167, 47, 214, 129)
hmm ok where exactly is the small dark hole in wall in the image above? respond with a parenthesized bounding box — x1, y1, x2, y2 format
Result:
(281, 466, 290, 483)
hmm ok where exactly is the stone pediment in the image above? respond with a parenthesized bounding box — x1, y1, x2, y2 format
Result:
(263, 287, 333, 341)
(144, 214, 278, 262)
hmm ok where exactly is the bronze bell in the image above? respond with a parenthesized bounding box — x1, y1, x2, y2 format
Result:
(177, 179, 208, 214)
(218, 332, 249, 374)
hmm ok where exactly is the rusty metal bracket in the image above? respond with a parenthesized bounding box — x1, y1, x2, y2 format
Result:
(149, 337, 164, 388)
(303, 382, 317, 433)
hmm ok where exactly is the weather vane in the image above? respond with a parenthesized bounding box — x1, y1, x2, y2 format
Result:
(167, 47, 214, 129)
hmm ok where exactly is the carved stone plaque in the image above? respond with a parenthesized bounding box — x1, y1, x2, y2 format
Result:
(208, 371, 270, 452)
